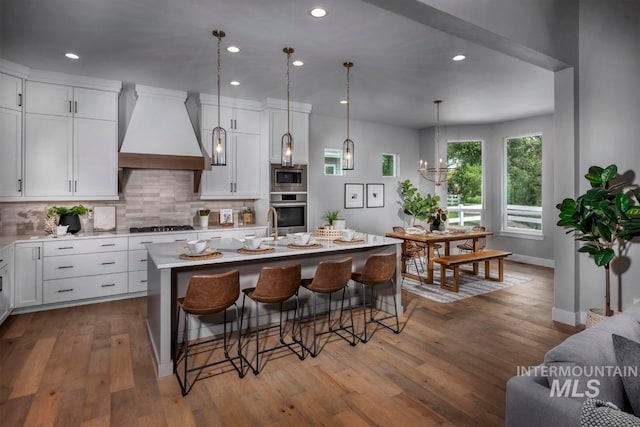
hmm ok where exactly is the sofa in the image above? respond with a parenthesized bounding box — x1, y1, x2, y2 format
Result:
(506, 303, 640, 426)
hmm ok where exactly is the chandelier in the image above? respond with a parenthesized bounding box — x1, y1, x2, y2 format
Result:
(418, 100, 457, 185)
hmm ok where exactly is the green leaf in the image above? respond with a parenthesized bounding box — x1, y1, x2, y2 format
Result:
(601, 164, 618, 183)
(578, 245, 598, 255)
(616, 193, 630, 212)
(585, 166, 604, 186)
(597, 223, 612, 242)
(625, 206, 640, 219)
(594, 248, 615, 267)
(583, 189, 608, 204)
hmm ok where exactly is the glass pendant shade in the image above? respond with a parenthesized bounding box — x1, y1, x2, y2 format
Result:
(342, 138, 354, 170)
(341, 61, 354, 170)
(281, 47, 295, 167)
(211, 29, 227, 166)
(212, 126, 227, 166)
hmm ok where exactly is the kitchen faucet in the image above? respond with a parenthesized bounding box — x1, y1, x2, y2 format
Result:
(266, 207, 278, 240)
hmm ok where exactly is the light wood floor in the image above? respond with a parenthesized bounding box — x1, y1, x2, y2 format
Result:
(0, 261, 581, 426)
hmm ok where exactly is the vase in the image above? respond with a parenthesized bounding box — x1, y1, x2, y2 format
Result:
(59, 214, 81, 234)
(242, 213, 254, 225)
(199, 215, 209, 228)
(430, 221, 442, 232)
(333, 219, 346, 231)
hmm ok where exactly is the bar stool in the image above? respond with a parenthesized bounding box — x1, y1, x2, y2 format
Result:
(300, 258, 357, 357)
(350, 253, 400, 343)
(240, 264, 305, 375)
(174, 269, 243, 396)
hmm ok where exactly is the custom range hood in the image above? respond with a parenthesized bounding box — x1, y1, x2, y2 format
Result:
(118, 84, 208, 192)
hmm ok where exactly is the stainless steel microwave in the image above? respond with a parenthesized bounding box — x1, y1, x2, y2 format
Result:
(270, 163, 307, 193)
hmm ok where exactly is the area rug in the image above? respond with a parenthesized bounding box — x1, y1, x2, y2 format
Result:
(401, 262, 530, 303)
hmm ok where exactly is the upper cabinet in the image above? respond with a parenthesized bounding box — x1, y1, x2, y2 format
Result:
(0, 71, 23, 198)
(199, 95, 265, 199)
(265, 99, 312, 165)
(23, 76, 120, 200)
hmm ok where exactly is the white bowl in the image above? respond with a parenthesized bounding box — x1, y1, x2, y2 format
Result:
(245, 236, 262, 250)
(342, 229, 355, 241)
(187, 240, 207, 255)
(293, 232, 310, 245)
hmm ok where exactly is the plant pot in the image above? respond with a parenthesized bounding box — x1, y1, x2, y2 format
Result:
(59, 214, 81, 234)
(333, 219, 346, 231)
(243, 213, 254, 225)
(198, 215, 209, 228)
(585, 307, 618, 328)
(429, 221, 445, 232)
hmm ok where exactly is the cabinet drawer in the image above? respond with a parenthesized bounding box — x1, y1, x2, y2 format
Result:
(44, 237, 127, 256)
(43, 272, 127, 304)
(44, 251, 127, 280)
(128, 270, 148, 293)
(128, 249, 148, 272)
(128, 233, 193, 248)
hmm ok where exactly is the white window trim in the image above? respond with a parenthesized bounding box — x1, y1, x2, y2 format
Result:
(446, 140, 486, 226)
(502, 133, 543, 236)
(382, 152, 398, 178)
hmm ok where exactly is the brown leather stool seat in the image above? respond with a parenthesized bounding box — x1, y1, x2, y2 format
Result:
(350, 253, 400, 343)
(240, 264, 305, 374)
(174, 269, 243, 396)
(300, 258, 357, 357)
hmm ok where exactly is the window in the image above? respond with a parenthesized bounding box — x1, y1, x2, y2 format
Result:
(381, 153, 397, 177)
(504, 134, 542, 234)
(447, 141, 483, 227)
(324, 148, 342, 176)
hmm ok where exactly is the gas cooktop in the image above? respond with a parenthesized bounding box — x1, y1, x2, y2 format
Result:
(129, 225, 194, 233)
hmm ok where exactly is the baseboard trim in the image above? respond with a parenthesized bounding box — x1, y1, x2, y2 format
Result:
(508, 253, 554, 268)
(552, 307, 580, 326)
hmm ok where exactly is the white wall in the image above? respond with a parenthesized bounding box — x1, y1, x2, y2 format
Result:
(419, 114, 555, 264)
(308, 114, 420, 235)
(577, 0, 640, 313)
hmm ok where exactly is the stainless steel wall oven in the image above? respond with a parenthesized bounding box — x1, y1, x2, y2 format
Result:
(270, 193, 307, 235)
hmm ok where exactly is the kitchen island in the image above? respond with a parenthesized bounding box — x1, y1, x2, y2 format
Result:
(146, 234, 402, 377)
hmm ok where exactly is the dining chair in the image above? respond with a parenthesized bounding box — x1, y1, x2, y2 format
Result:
(457, 225, 487, 253)
(393, 226, 425, 284)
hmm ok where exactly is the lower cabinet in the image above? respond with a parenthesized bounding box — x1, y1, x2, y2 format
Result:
(14, 242, 43, 308)
(43, 272, 127, 304)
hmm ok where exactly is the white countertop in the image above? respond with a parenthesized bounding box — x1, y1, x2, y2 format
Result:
(0, 225, 267, 252)
(147, 234, 403, 269)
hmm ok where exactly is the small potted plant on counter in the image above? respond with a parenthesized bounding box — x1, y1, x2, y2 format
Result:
(47, 205, 92, 234)
(323, 210, 340, 229)
(198, 208, 210, 228)
(242, 207, 254, 225)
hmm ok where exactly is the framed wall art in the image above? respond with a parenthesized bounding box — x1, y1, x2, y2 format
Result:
(366, 183, 385, 208)
(218, 208, 234, 227)
(344, 183, 364, 209)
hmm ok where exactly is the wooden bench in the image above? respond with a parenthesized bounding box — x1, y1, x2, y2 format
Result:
(431, 250, 512, 292)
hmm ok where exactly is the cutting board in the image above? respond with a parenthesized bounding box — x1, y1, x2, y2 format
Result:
(93, 206, 116, 231)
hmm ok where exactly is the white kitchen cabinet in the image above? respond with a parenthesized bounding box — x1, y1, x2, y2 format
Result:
(0, 72, 23, 198)
(0, 248, 13, 325)
(14, 242, 43, 308)
(269, 109, 309, 165)
(23, 80, 119, 199)
(199, 98, 263, 199)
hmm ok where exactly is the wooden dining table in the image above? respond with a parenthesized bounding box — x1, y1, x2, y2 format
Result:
(385, 229, 493, 284)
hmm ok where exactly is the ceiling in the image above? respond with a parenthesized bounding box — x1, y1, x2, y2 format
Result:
(0, 0, 554, 129)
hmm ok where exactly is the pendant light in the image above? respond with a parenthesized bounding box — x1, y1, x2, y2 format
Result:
(281, 47, 294, 168)
(342, 61, 354, 170)
(211, 29, 227, 166)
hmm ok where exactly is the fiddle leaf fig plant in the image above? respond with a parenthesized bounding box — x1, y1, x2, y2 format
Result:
(400, 179, 440, 225)
(556, 164, 640, 316)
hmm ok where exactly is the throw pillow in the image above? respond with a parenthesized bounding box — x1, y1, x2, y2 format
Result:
(612, 334, 640, 416)
(580, 399, 640, 427)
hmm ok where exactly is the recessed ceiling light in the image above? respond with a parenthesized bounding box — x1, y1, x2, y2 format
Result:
(309, 7, 327, 18)
(227, 46, 240, 53)
(452, 54, 466, 61)
(292, 60, 304, 67)
(340, 100, 348, 104)
(64, 52, 79, 60)
(230, 81, 240, 86)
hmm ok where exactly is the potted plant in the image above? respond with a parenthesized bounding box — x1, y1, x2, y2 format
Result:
(323, 210, 340, 229)
(47, 205, 92, 234)
(197, 208, 210, 228)
(400, 179, 441, 226)
(427, 206, 448, 231)
(242, 207, 254, 225)
(556, 164, 640, 321)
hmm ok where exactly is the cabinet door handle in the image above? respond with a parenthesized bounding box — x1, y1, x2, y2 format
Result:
(139, 259, 147, 262)
(230, 182, 233, 192)
(17, 179, 22, 192)
(58, 288, 74, 293)
(37, 247, 41, 260)
(68, 180, 72, 192)
(174, 239, 187, 242)
(140, 279, 147, 283)
(58, 265, 74, 269)
(69, 100, 72, 113)
(74, 180, 77, 192)
(101, 283, 116, 288)
(74, 101, 78, 114)
(140, 241, 153, 244)
(101, 243, 116, 247)
(101, 262, 116, 265)
(18, 93, 22, 107)
(0, 276, 3, 292)
(58, 246, 74, 249)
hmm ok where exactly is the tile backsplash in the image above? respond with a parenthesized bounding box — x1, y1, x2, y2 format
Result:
(0, 170, 255, 237)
